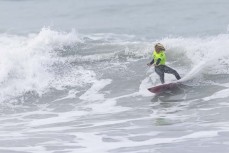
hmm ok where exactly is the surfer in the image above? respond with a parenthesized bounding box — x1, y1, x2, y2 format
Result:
(147, 43, 181, 84)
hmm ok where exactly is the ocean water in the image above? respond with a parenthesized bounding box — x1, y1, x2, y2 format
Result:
(1, 0, 229, 153)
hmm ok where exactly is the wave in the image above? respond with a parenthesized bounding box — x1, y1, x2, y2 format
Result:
(1, 28, 229, 103)
(0, 28, 85, 102)
(161, 35, 229, 74)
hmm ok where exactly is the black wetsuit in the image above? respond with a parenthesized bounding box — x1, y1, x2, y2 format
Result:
(150, 59, 181, 84)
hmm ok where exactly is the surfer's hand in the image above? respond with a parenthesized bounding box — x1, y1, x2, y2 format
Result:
(147, 63, 152, 66)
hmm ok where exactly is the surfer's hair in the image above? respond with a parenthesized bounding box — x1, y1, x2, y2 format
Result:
(155, 43, 165, 51)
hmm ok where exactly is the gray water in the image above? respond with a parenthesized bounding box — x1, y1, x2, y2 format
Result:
(1, 0, 229, 153)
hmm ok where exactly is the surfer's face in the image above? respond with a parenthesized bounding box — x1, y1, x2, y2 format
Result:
(155, 47, 161, 53)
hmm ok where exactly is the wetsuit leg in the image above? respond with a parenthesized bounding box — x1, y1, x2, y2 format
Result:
(155, 66, 165, 84)
(163, 65, 181, 80)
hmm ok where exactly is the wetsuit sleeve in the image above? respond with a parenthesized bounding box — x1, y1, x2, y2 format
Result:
(150, 59, 154, 65)
(156, 58, 161, 65)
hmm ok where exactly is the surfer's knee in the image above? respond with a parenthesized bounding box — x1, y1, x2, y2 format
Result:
(171, 69, 179, 75)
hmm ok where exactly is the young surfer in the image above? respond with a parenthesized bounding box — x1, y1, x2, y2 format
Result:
(147, 43, 181, 84)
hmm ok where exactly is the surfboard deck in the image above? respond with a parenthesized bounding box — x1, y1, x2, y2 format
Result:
(148, 82, 182, 94)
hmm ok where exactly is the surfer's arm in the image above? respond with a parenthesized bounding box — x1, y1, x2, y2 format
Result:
(147, 59, 154, 66)
(155, 58, 161, 66)
(149, 59, 154, 65)
(147, 58, 161, 66)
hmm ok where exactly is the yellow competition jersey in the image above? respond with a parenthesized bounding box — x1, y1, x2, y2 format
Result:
(152, 50, 166, 65)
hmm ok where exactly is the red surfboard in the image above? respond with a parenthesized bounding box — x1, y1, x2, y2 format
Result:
(148, 82, 181, 93)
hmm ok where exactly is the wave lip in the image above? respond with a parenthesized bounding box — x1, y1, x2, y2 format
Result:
(0, 27, 83, 103)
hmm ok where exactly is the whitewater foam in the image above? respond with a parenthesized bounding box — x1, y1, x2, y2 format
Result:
(0, 28, 85, 103)
(79, 79, 112, 101)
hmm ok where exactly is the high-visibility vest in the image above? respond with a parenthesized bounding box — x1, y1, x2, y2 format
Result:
(152, 50, 166, 65)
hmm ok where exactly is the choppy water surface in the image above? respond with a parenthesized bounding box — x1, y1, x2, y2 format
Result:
(1, 0, 229, 153)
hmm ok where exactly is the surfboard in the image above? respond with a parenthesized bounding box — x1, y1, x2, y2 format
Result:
(148, 82, 182, 94)
(148, 62, 206, 94)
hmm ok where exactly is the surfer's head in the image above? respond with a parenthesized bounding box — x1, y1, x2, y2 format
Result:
(155, 43, 165, 52)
